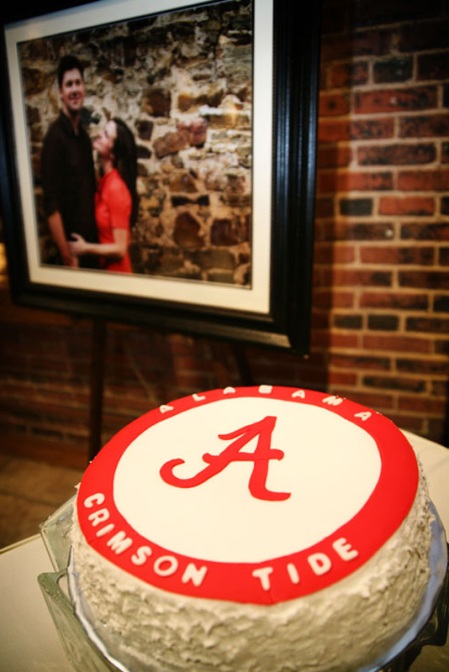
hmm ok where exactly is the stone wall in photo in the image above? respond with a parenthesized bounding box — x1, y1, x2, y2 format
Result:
(19, 0, 252, 285)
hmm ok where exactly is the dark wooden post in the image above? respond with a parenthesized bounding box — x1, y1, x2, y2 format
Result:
(88, 318, 107, 461)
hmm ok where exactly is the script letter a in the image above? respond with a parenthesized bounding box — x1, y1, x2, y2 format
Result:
(160, 416, 290, 501)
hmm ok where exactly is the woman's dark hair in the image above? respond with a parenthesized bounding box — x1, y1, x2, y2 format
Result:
(112, 118, 139, 227)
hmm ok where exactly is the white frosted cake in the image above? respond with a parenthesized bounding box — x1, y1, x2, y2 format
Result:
(68, 386, 447, 672)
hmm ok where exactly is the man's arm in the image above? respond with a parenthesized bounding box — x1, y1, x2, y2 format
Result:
(47, 211, 78, 267)
(69, 229, 127, 260)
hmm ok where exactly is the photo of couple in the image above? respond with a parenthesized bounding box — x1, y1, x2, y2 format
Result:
(41, 55, 138, 273)
(19, 0, 254, 286)
(3, 0, 318, 352)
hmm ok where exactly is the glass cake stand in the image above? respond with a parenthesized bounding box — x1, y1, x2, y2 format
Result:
(39, 497, 118, 672)
(38, 497, 449, 672)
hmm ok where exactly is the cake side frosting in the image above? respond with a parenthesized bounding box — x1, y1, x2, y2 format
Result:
(70, 473, 433, 672)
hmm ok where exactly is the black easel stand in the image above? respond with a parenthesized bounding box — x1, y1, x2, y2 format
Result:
(88, 318, 107, 461)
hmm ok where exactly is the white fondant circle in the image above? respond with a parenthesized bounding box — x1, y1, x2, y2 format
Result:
(113, 397, 381, 563)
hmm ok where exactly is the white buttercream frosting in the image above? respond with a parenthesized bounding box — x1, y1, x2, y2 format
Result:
(69, 466, 434, 672)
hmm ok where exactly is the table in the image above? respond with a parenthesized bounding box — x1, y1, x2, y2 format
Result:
(0, 431, 448, 672)
(0, 535, 74, 672)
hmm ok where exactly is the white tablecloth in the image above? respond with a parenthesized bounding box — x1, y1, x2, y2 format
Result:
(0, 431, 448, 672)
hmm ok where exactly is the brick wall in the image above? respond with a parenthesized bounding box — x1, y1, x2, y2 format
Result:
(0, 0, 448, 468)
(308, 0, 449, 442)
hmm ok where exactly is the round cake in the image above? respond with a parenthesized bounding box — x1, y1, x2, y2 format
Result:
(68, 385, 447, 672)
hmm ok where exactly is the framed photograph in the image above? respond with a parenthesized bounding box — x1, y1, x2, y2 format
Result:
(0, 0, 320, 354)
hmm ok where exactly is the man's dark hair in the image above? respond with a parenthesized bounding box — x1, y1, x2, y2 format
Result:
(57, 55, 84, 88)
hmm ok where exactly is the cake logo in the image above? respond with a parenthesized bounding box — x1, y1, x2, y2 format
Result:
(77, 386, 420, 604)
(160, 415, 291, 501)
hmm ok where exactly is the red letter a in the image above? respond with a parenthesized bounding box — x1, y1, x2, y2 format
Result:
(160, 416, 290, 501)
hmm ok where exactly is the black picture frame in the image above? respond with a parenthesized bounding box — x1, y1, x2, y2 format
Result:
(0, 0, 320, 354)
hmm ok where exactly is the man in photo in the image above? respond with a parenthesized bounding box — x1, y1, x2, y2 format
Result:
(41, 54, 98, 268)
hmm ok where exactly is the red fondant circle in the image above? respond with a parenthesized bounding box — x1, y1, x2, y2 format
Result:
(76, 387, 419, 604)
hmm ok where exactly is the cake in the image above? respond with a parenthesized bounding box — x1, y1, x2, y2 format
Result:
(68, 385, 447, 672)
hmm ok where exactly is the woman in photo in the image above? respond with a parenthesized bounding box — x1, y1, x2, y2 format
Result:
(70, 117, 138, 273)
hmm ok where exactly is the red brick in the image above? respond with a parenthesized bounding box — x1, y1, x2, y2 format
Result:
(350, 118, 395, 140)
(327, 371, 358, 386)
(318, 120, 351, 142)
(327, 269, 392, 287)
(328, 61, 369, 88)
(400, 114, 449, 138)
(315, 196, 335, 217)
(365, 315, 397, 332)
(399, 270, 449, 289)
(379, 196, 435, 215)
(331, 333, 360, 348)
(334, 314, 363, 329)
(363, 375, 425, 392)
(339, 198, 373, 216)
(399, 396, 447, 414)
(406, 316, 449, 333)
(362, 334, 431, 354)
(318, 171, 393, 193)
(439, 248, 449, 265)
(397, 358, 449, 375)
(373, 56, 413, 83)
(431, 380, 449, 396)
(354, 87, 438, 114)
(319, 92, 351, 116)
(358, 144, 436, 166)
(317, 222, 395, 242)
(311, 311, 331, 330)
(314, 242, 356, 264)
(360, 246, 435, 265)
(317, 144, 352, 168)
(400, 222, 449, 240)
(330, 354, 391, 371)
(397, 170, 449, 191)
(312, 289, 355, 309)
(361, 292, 429, 310)
(312, 329, 329, 350)
(442, 142, 449, 164)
